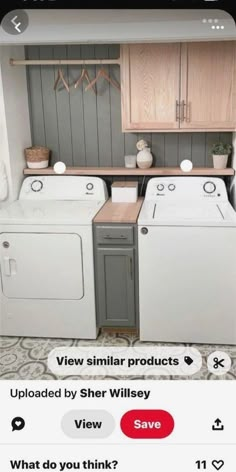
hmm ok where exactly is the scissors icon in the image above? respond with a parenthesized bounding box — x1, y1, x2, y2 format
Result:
(213, 357, 225, 369)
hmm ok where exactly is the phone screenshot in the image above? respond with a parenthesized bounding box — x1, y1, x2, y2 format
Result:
(0, 2, 236, 471)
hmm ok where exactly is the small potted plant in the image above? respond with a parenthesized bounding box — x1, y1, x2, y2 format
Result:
(24, 146, 50, 169)
(211, 142, 232, 170)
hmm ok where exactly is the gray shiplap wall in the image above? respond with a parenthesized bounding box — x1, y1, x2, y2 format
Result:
(26, 45, 232, 168)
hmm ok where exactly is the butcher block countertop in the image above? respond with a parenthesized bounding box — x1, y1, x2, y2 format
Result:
(94, 198, 144, 224)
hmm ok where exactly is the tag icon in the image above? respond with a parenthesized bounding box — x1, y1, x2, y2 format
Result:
(184, 356, 194, 366)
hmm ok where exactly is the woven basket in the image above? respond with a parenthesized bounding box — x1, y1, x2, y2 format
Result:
(24, 146, 50, 169)
(25, 146, 50, 162)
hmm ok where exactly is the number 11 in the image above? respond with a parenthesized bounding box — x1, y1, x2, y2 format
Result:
(196, 460, 207, 470)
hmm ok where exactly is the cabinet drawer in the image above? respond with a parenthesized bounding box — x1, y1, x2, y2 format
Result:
(95, 226, 134, 245)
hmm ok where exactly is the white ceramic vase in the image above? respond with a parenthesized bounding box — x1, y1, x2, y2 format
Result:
(137, 147, 153, 169)
(212, 154, 228, 170)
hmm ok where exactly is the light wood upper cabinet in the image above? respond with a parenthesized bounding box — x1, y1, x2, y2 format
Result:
(121, 43, 181, 130)
(121, 41, 236, 132)
(181, 42, 236, 130)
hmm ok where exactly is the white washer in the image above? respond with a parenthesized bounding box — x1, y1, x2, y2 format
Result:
(0, 176, 108, 339)
(138, 177, 236, 344)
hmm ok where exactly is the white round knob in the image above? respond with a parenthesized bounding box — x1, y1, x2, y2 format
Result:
(31, 180, 43, 192)
(180, 159, 193, 172)
(157, 184, 164, 191)
(203, 181, 216, 194)
(53, 161, 66, 174)
(168, 184, 176, 191)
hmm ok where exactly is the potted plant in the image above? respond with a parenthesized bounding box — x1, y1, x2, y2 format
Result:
(24, 146, 50, 169)
(211, 142, 232, 170)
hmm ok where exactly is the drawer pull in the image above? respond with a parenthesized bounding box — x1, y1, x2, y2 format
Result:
(104, 235, 127, 240)
(96, 226, 134, 245)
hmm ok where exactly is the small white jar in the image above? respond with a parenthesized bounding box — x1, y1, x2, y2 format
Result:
(124, 155, 137, 168)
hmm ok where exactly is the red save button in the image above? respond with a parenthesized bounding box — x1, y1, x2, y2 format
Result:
(120, 409, 174, 439)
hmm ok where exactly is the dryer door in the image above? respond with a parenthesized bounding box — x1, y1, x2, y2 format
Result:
(0, 233, 84, 300)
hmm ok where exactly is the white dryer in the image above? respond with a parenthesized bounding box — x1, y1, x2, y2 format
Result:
(138, 177, 236, 344)
(0, 176, 108, 339)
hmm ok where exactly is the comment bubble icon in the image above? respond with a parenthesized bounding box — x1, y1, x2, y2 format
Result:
(11, 417, 25, 432)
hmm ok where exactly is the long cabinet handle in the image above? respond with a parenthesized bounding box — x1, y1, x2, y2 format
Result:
(127, 256, 133, 280)
(186, 101, 191, 122)
(175, 100, 180, 122)
(180, 101, 191, 123)
(181, 100, 187, 122)
(129, 257, 133, 281)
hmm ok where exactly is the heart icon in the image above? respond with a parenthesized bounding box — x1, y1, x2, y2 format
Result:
(212, 460, 224, 470)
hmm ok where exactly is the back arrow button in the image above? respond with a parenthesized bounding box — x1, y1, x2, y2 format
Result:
(1, 10, 29, 36)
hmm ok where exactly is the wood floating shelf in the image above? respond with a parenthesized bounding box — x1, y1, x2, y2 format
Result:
(23, 167, 235, 176)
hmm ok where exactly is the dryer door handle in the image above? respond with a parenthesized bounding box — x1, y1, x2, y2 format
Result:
(3, 256, 11, 276)
(3, 257, 17, 276)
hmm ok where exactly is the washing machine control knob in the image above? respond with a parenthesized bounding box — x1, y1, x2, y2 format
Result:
(141, 227, 148, 235)
(31, 180, 43, 192)
(86, 183, 94, 191)
(203, 181, 216, 194)
(168, 184, 176, 191)
(157, 184, 164, 191)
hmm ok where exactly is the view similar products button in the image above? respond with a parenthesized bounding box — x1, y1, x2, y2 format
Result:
(120, 410, 174, 439)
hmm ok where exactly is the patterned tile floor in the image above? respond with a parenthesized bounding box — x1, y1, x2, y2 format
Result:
(0, 332, 236, 380)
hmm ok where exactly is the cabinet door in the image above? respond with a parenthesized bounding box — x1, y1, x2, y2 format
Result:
(181, 41, 236, 130)
(96, 247, 136, 327)
(121, 44, 181, 131)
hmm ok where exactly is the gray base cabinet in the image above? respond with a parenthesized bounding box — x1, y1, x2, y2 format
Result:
(93, 224, 138, 328)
